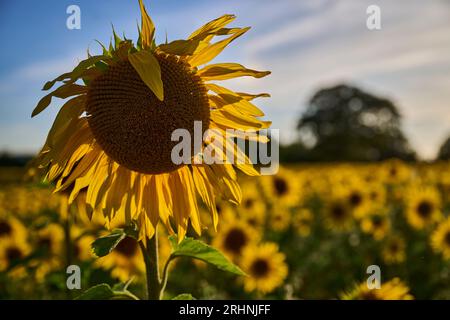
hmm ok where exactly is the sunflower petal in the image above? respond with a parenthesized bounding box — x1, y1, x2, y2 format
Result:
(189, 27, 250, 67)
(207, 83, 264, 117)
(32, 84, 87, 117)
(188, 14, 236, 41)
(211, 109, 271, 131)
(138, 0, 155, 49)
(198, 63, 270, 81)
(158, 39, 207, 56)
(192, 166, 219, 230)
(143, 175, 160, 229)
(236, 92, 271, 101)
(128, 50, 164, 101)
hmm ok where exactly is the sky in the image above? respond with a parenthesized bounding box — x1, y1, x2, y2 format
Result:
(0, 0, 449, 159)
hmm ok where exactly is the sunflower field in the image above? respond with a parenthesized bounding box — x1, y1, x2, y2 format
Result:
(1, 159, 450, 300)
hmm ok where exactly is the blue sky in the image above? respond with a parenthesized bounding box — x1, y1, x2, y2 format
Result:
(1, 0, 449, 159)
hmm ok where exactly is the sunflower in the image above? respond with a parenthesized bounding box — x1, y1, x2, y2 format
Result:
(430, 217, 450, 260)
(292, 208, 314, 237)
(360, 210, 390, 240)
(31, 223, 65, 281)
(240, 243, 288, 294)
(341, 277, 413, 300)
(212, 217, 259, 261)
(269, 206, 291, 232)
(338, 180, 370, 219)
(382, 235, 406, 264)
(405, 186, 442, 230)
(0, 238, 31, 273)
(323, 197, 353, 232)
(31, 0, 271, 241)
(260, 167, 299, 208)
(71, 226, 96, 262)
(0, 216, 27, 242)
(382, 159, 411, 185)
(366, 183, 386, 207)
(35, 223, 65, 257)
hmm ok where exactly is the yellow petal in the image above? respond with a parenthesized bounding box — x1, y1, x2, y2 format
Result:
(188, 14, 236, 41)
(211, 109, 271, 131)
(154, 174, 175, 235)
(55, 146, 101, 192)
(206, 135, 259, 176)
(158, 39, 207, 56)
(142, 175, 160, 228)
(198, 63, 270, 81)
(32, 84, 87, 117)
(86, 153, 109, 210)
(138, 0, 155, 49)
(128, 50, 164, 101)
(178, 166, 202, 235)
(209, 164, 242, 204)
(188, 27, 250, 67)
(210, 125, 269, 143)
(45, 95, 85, 147)
(236, 92, 271, 101)
(207, 83, 264, 117)
(192, 166, 219, 230)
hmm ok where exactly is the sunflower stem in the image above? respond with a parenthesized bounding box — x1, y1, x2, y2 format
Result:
(139, 229, 161, 300)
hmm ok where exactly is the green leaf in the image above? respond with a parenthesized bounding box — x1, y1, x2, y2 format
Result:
(111, 24, 122, 49)
(71, 55, 108, 79)
(91, 229, 126, 257)
(75, 284, 114, 300)
(123, 222, 139, 239)
(32, 94, 52, 117)
(169, 236, 245, 276)
(172, 293, 196, 300)
(75, 283, 139, 300)
(128, 50, 164, 101)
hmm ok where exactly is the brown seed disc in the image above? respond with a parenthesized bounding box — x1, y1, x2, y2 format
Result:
(250, 258, 270, 278)
(86, 52, 210, 174)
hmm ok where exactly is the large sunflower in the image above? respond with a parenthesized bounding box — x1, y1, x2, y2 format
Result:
(31, 0, 271, 241)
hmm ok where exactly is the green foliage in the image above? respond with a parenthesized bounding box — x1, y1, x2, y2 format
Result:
(75, 283, 139, 300)
(171, 293, 196, 300)
(292, 84, 416, 162)
(169, 236, 245, 276)
(91, 229, 126, 257)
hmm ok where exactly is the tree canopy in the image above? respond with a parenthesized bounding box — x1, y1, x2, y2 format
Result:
(292, 84, 415, 161)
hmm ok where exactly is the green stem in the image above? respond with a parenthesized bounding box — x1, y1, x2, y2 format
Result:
(139, 229, 161, 300)
(159, 257, 174, 299)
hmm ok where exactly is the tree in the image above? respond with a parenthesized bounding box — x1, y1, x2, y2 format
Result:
(295, 84, 415, 161)
(437, 136, 450, 160)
